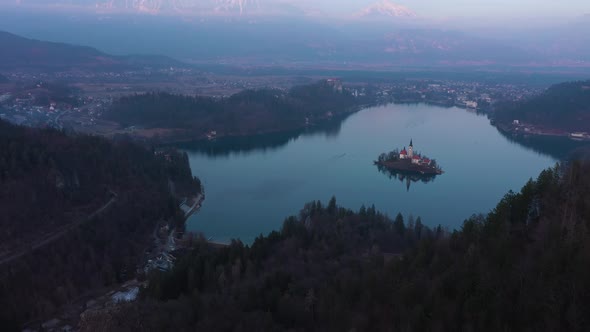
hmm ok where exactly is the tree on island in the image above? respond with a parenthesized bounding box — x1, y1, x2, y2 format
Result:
(377, 149, 400, 163)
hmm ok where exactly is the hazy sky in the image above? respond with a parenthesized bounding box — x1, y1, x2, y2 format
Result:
(1, 0, 588, 18)
(309, 0, 589, 18)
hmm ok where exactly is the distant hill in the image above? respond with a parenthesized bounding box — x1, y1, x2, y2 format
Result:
(495, 80, 590, 132)
(3, 5, 589, 67)
(105, 80, 369, 142)
(0, 12, 540, 67)
(0, 30, 186, 70)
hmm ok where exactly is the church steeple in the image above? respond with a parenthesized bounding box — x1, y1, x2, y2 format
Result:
(408, 139, 414, 158)
(409, 139, 413, 147)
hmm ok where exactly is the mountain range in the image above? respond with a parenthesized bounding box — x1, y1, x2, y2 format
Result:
(12, 0, 307, 16)
(10, 0, 421, 18)
(0, 6, 588, 70)
(0, 30, 184, 70)
(356, 0, 417, 18)
(0, 25, 536, 70)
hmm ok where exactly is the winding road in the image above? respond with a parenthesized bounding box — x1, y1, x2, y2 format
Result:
(0, 192, 117, 266)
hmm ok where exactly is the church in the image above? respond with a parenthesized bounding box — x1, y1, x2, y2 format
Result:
(399, 140, 431, 166)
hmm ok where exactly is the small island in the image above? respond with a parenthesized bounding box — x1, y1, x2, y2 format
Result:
(375, 140, 443, 176)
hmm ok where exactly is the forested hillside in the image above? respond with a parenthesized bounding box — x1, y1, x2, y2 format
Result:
(495, 80, 590, 131)
(81, 161, 590, 331)
(0, 119, 200, 329)
(106, 80, 364, 139)
(0, 30, 184, 70)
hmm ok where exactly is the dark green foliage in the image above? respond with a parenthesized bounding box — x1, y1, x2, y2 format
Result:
(0, 119, 199, 327)
(393, 213, 406, 235)
(377, 149, 400, 162)
(97, 199, 423, 331)
(87, 162, 590, 331)
(495, 80, 590, 131)
(106, 81, 361, 136)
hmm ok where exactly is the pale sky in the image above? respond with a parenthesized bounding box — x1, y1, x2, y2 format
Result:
(1, 0, 588, 18)
(306, 0, 589, 18)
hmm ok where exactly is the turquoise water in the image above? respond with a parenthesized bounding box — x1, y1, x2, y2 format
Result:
(184, 103, 557, 244)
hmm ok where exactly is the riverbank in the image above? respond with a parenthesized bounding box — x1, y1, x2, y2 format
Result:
(494, 121, 590, 141)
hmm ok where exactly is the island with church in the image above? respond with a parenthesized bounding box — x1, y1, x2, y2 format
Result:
(374, 140, 444, 176)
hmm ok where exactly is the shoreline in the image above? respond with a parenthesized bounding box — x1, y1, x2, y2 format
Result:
(375, 160, 443, 175)
(113, 103, 377, 146)
(149, 101, 478, 146)
(180, 193, 205, 220)
(494, 122, 590, 142)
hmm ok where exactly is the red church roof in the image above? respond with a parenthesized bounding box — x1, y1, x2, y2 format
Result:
(400, 149, 407, 155)
(412, 155, 420, 160)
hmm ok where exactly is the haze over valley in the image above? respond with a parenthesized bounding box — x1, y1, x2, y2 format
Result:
(1, 0, 589, 70)
(1, 1, 590, 331)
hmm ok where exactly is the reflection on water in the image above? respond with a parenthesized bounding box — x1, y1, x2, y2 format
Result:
(176, 114, 346, 157)
(175, 102, 589, 162)
(183, 103, 559, 244)
(376, 164, 438, 191)
(496, 129, 590, 160)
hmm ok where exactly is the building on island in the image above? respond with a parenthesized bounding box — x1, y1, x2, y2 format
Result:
(399, 139, 432, 166)
(399, 148, 408, 159)
(399, 139, 414, 159)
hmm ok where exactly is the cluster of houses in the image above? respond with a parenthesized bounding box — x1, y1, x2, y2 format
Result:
(144, 253, 175, 273)
(326, 78, 344, 93)
(399, 140, 433, 166)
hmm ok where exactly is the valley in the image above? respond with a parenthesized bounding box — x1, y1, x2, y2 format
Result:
(0, 2, 589, 330)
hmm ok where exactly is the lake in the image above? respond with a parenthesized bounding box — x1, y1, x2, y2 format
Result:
(184, 103, 557, 244)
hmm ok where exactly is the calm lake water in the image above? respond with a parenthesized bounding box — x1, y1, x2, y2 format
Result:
(184, 103, 557, 244)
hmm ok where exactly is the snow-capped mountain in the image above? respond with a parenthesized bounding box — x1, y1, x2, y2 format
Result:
(14, 0, 294, 16)
(356, 0, 417, 18)
(95, 0, 176, 13)
(214, 0, 260, 15)
(94, 0, 261, 15)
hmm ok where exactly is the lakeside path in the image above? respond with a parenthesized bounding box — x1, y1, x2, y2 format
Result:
(180, 193, 204, 219)
(495, 121, 590, 141)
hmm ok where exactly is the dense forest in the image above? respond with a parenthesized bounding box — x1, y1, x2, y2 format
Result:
(494, 80, 590, 131)
(0, 119, 200, 329)
(106, 80, 366, 139)
(79, 161, 590, 331)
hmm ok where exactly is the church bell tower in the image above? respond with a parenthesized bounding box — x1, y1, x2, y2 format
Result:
(408, 139, 414, 158)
